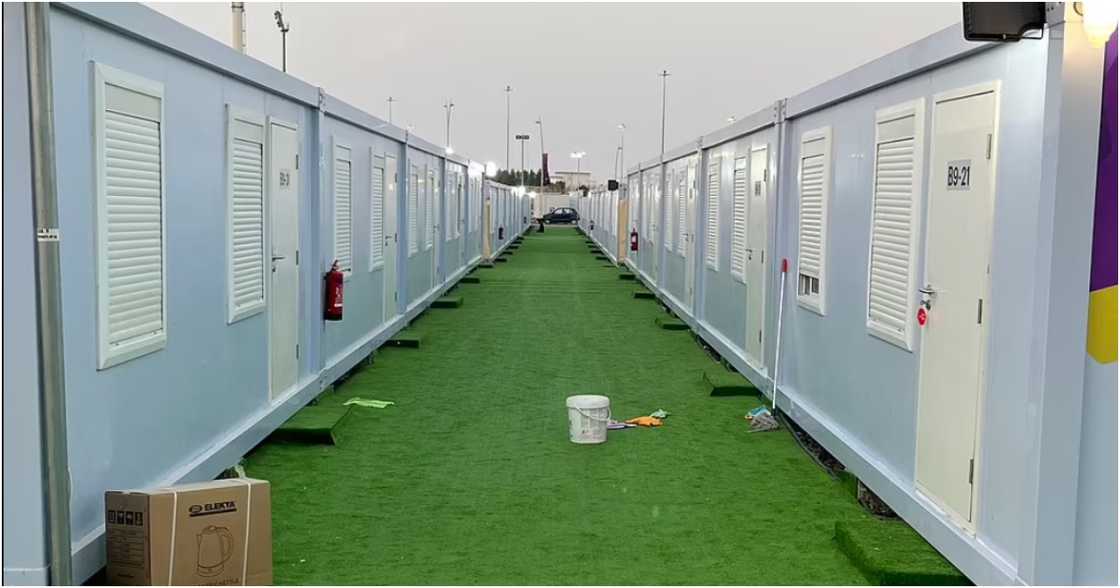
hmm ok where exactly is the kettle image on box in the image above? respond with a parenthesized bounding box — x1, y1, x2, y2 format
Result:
(196, 525, 234, 577)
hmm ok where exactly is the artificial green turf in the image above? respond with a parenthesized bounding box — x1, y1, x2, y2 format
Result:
(633, 290, 656, 300)
(269, 405, 352, 445)
(835, 521, 970, 585)
(432, 295, 464, 308)
(655, 316, 689, 330)
(385, 330, 422, 348)
(702, 368, 761, 397)
(242, 227, 933, 585)
(460, 276, 481, 284)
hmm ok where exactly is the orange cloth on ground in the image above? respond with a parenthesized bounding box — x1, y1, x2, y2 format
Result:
(624, 416, 662, 427)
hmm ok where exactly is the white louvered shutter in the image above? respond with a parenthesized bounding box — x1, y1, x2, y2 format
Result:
(426, 168, 436, 249)
(797, 128, 831, 313)
(334, 145, 353, 274)
(408, 167, 419, 255)
(730, 157, 749, 281)
(96, 66, 167, 368)
(227, 109, 266, 323)
(677, 173, 687, 255)
(867, 102, 923, 348)
(370, 155, 385, 270)
(705, 155, 721, 269)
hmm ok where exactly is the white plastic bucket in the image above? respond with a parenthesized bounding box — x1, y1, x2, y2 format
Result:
(566, 395, 611, 444)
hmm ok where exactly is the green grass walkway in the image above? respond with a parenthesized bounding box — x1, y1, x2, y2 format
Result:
(245, 228, 894, 584)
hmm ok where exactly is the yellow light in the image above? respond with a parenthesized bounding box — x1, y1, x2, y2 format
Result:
(1080, 1, 1119, 48)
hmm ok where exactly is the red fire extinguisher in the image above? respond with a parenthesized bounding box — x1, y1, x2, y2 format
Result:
(324, 260, 344, 321)
(630, 229, 639, 251)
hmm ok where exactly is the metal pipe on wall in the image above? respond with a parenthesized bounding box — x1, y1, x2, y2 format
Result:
(24, 3, 74, 585)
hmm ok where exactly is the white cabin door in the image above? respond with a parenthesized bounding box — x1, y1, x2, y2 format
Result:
(268, 120, 300, 400)
(383, 154, 398, 323)
(915, 87, 997, 528)
(685, 162, 698, 308)
(745, 146, 769, 367)
(431, 167, 441, 284)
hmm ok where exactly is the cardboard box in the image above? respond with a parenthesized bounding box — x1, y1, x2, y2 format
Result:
(105, 478, 272, 586)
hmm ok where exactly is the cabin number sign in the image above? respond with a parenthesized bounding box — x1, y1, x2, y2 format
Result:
(946, 159, 972, 191)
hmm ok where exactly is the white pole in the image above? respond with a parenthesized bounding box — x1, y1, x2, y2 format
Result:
(771, 260, 788, 411)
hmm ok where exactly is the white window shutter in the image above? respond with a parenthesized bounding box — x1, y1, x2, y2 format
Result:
(226, 107, 266, 323)
(676, 173, 687, 255)
(333, 144, 353, 274)
(796, 127, 832, 314)
(370, 153, 385, 270)
(730, 157, 749, 281)
(95, 65, 167, 369)
(705, 155, 721, 269)
(426, 168, 436, 249)
(408, 166, 419, 255)
(867, 100, 924, 349)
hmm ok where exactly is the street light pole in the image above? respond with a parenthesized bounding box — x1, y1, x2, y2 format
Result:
(274, 10, 290, 73)
(659, 69, 670, 157)
(617, 123, 626, 179)
(536, 117, 545, 194)
(505, 85, 512, 169)
(570, 151, 585, 173)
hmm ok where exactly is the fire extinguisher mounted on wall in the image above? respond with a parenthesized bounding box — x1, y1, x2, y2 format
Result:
(630, 228, 639, 251)
(324, 260, 344, 321)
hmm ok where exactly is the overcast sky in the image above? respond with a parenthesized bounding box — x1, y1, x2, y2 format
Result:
(149, 2, 961, 181)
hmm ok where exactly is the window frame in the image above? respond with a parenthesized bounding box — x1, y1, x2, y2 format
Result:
(796, 126, 833, 316)
(225, 105, 267, 324)
(93, 63, 169, 369)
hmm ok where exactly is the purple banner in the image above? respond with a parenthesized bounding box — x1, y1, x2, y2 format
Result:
(1090, 31, 1117, 292)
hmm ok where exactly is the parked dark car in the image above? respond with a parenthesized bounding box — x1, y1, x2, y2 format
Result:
(542, 207, 579, 224)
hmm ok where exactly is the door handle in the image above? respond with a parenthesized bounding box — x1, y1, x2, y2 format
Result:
(919, 285, 937, 310)
(272, 254, 286, 262)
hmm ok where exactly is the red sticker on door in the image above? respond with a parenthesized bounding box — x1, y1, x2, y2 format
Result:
(917, 307, 928, 326)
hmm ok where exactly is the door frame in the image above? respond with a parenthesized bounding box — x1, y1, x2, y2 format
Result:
(266, 116, 301, 402)
(914, 81, 1001, 531)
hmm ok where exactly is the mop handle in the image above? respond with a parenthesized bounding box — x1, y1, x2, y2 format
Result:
(772, 258, 788, 411)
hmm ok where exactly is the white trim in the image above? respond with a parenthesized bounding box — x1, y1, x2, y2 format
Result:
(93, 62, 168, 369)
(795, 125, 831, 316)
(225, 105, 267, 324)
(865, 98, 925, 351)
